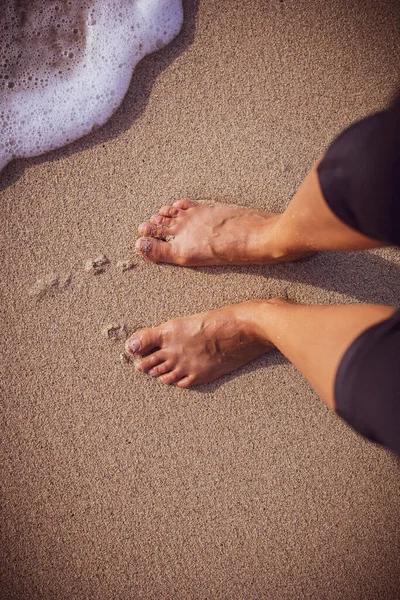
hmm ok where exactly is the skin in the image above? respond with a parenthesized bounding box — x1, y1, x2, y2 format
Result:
(127, 162, 394, 411)
(135, 200, 309, 265)
(135, 165, 384, 266)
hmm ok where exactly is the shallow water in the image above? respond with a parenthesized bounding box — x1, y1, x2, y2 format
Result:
(0, 0, 183, 171)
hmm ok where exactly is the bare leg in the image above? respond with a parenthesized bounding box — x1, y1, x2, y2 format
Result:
(125, 299, 396, 409)
(135, 163, 385, 266)
(129, 160, 393, 406)
(273, 163, 386, 255)
(254, 299, 396, 410)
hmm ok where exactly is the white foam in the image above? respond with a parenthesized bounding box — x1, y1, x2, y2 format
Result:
(0, 0, 183, 172)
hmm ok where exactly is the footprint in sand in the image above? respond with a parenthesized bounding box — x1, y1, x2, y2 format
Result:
(30, 256, 137, 363)
(29, 254, 136, 300)
(85, 255, 136, 274)
(29, 254, 110, 300)
(102, 323, 129, 342)
(116, 259, 136, 273)
(29, 273, 72, 299)
(84, 254, 111, 275)
(101, 322, 137, 366)
(29, 257, 139, 366)
(120, 350, 135, 365)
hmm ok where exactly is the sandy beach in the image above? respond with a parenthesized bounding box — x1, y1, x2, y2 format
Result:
(1, 1, 400, 598)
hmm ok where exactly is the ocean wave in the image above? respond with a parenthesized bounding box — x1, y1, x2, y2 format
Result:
(0, 0, 183, 171)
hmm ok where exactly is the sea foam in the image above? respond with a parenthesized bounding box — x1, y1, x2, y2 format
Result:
(0, 0, 183, 172)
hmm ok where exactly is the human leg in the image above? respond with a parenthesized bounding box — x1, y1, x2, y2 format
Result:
(252, 299, 396, 410)
(135, 95, 400, 265)
(134, 162, 385, 266)
(125, 299, 396, 410)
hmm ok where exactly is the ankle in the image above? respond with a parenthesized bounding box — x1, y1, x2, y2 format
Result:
(264, 214, 300, 261)
(266, 213, 315, 262)
(238, 298, 288, 345)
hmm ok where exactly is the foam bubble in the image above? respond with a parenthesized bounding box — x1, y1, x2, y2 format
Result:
(0, 0, 183, 171)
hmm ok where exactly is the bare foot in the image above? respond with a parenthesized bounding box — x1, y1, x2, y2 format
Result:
(135, 199, 310, 266)
(125, 300, 275, 387)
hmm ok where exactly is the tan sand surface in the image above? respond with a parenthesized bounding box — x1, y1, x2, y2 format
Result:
(1, 1, 400, 598)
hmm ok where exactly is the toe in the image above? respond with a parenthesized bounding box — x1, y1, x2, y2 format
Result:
(137, 222, 169, 239)
(125, 326, 163, 357)
(172, 198, 197, 210)
(176, 375, 195, 388)
(149, 215, 173, 227)
(148, 362, 173, 377)
(160, 370, 182, 385)
(135, 237, 183, 264)
(136, 350, 166, 373)
(158, 205, 179, 218)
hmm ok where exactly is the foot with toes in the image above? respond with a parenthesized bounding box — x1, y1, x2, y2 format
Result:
(135, 199, 308, 266)
(125, 300, 275, 388)
(132, 198, 307, 386)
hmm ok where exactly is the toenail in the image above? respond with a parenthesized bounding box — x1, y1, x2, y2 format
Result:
(148, 367, 157, 376)
(152, 215, 163, 224)
(136, 238, 153, 255)
(128, 338, 140, 354)
(138, 223, 150, 235)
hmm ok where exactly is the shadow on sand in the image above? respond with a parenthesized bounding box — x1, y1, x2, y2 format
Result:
(195, 250, 400, 307)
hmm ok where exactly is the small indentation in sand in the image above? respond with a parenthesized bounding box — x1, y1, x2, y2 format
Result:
(102, 323, 128, 342)
(29, 273, 72, 299)
(116, 259, 136, 272)
(120, 351, 134, 365)
(84, 254, 110, 275)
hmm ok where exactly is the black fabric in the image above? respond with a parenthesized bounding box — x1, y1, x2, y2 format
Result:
(317, 93, 400, 246)
(316, 93, 400, 454)
(335, 310, 400, 456)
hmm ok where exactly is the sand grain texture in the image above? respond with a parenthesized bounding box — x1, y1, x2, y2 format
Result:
(1, 1, 400, 599)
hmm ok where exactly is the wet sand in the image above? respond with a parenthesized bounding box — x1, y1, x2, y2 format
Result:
(1, 1, 400, 598)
